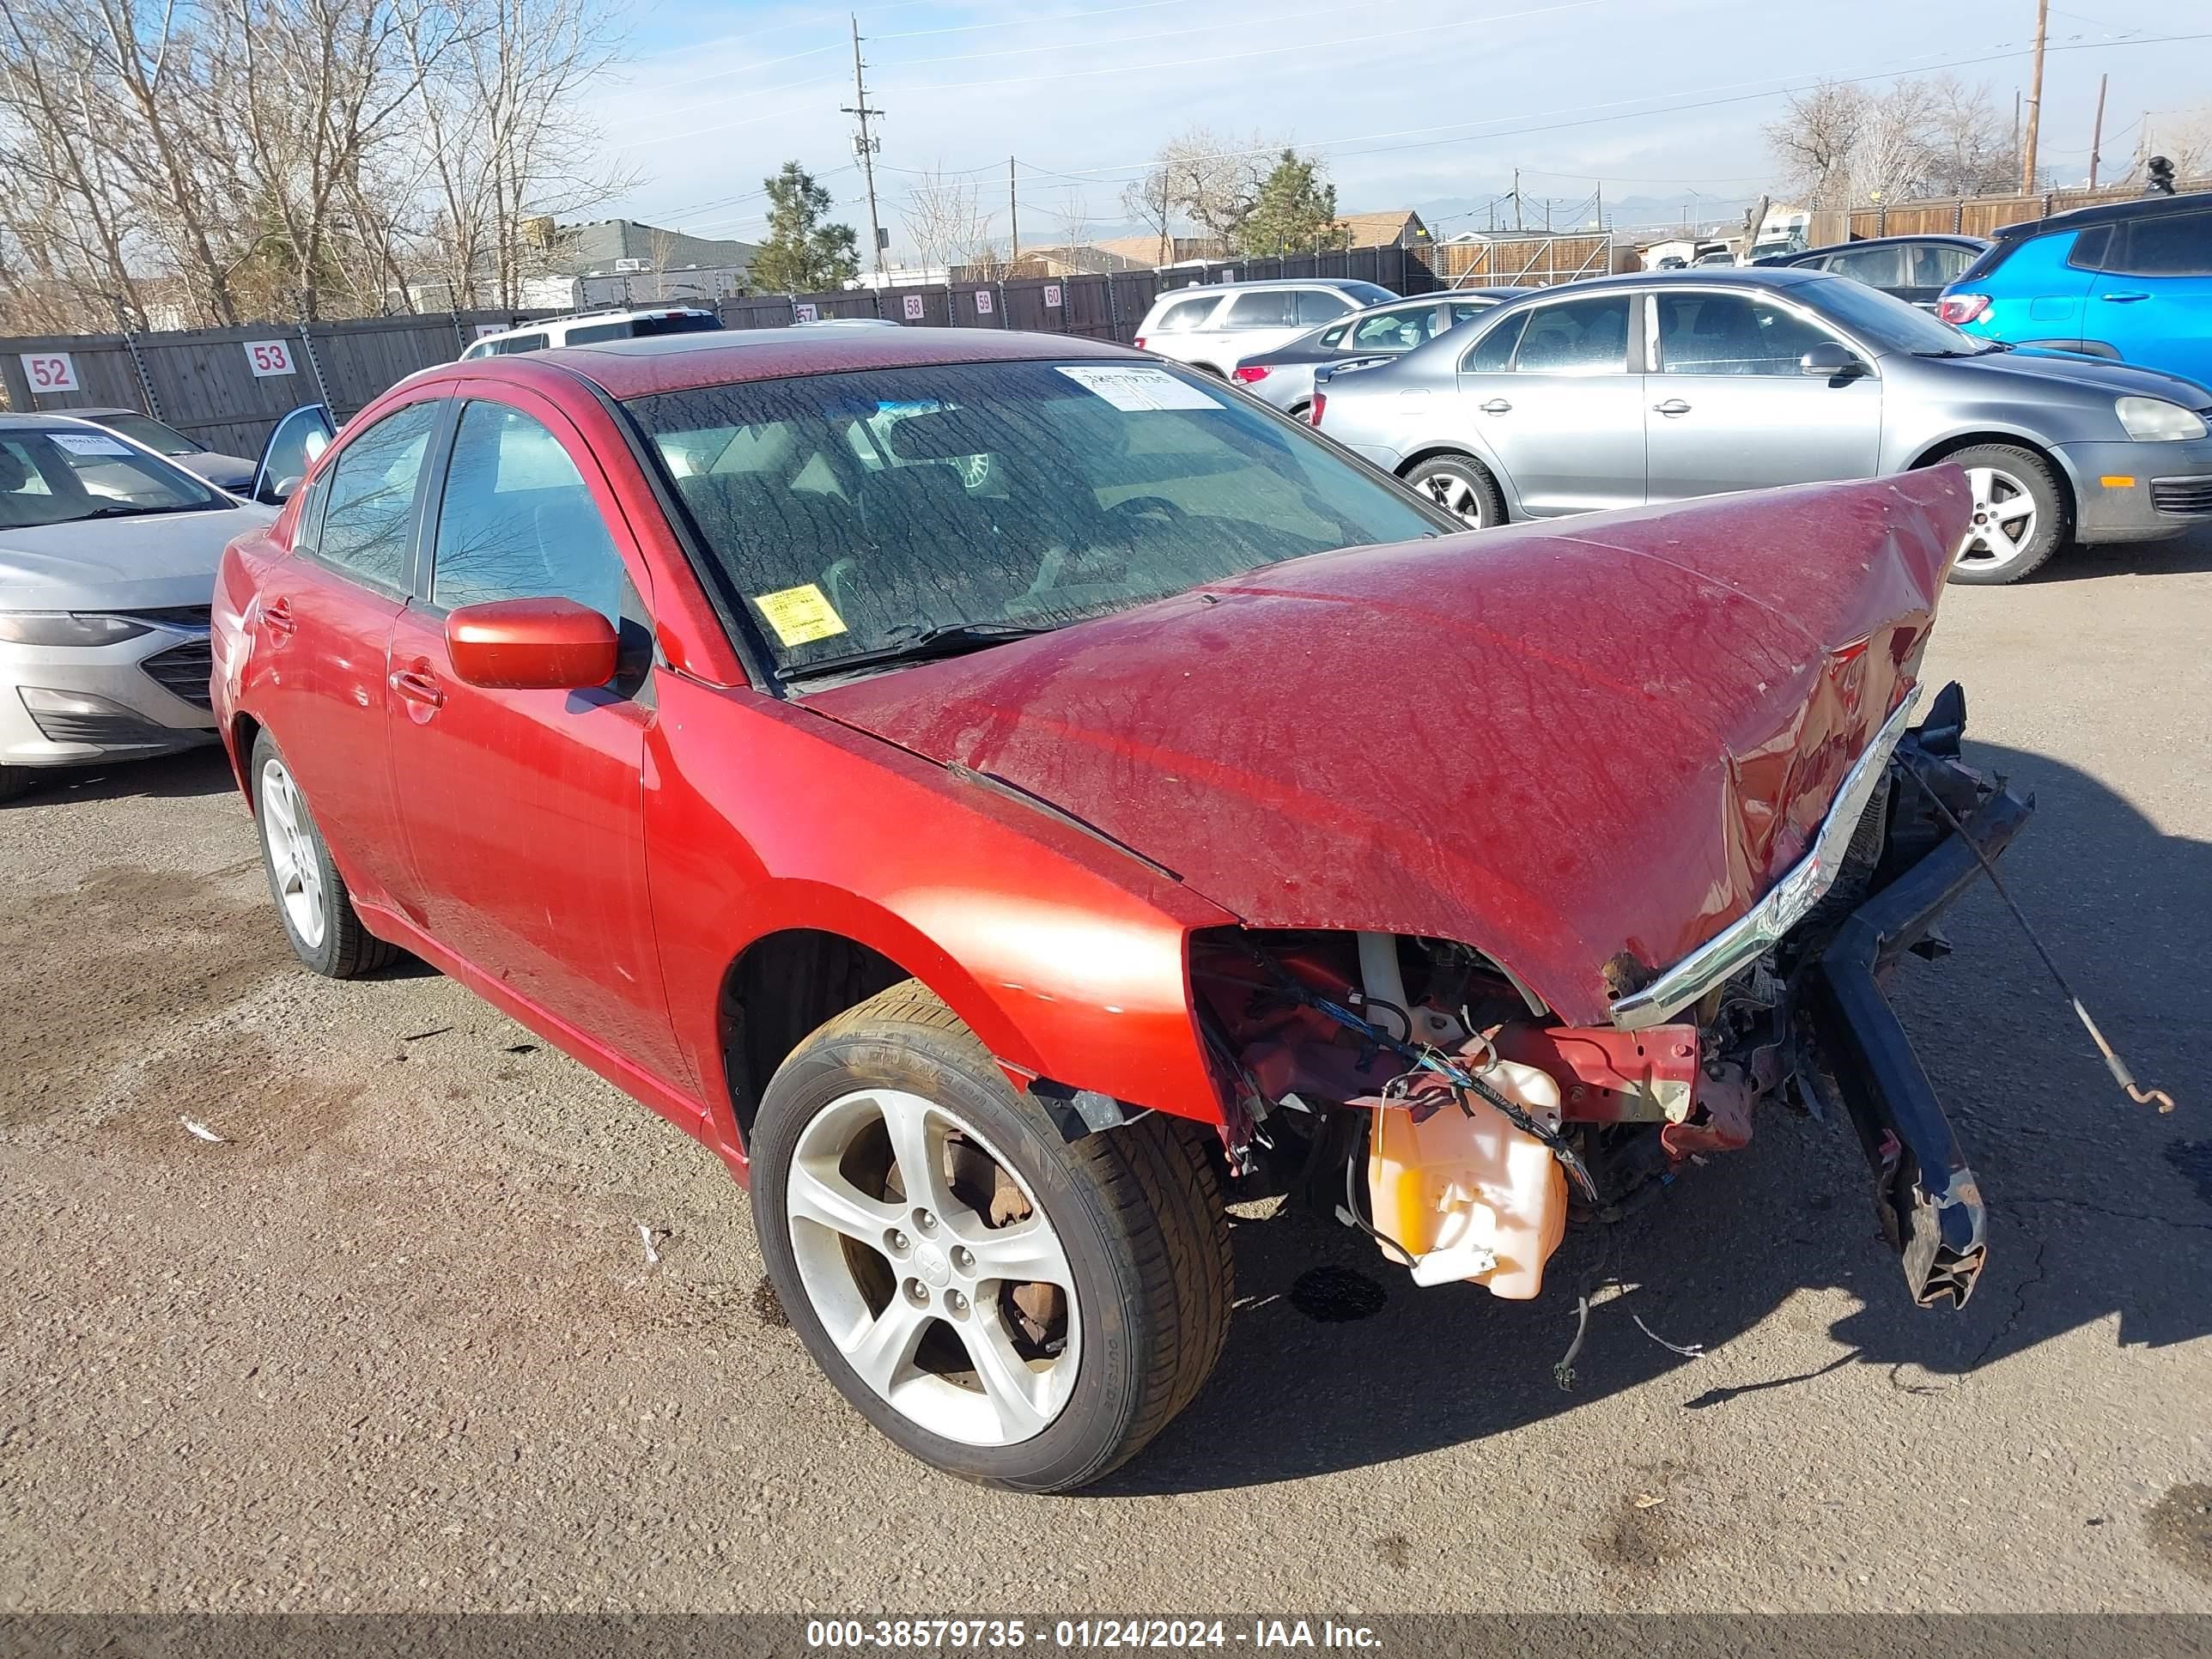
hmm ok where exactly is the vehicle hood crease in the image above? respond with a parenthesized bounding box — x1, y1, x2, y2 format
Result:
(806, 471, 1967, 1024)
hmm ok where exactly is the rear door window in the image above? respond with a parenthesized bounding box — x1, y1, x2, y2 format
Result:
(1512, 295, 1632, 373)
(1462, 311, 1528, 372)
(1224, 290, 1299, 328)
(2108, 210, 2212, 276)
(1295, 290, 1352, 325)
(1911, 244, 1978, 287)
(1826, 244, 1907, 288)
(1348, 306, 1439, 349)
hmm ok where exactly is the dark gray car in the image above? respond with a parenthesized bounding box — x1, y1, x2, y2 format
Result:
(1230, 287, 1524, 416)
(63, 408, 257, 494)
(1312, 267, 2212, 582)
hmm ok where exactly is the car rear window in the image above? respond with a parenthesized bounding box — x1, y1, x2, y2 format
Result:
(2063, 226, 2112, 271)
(632, 313, 725, 337)
(626, 359, 1443, 678)
(2108, 209, 2212, 276)
(1146, 295, 1218, 333)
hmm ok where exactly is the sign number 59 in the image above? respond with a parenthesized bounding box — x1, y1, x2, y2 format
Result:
(245, 339, 297, 377)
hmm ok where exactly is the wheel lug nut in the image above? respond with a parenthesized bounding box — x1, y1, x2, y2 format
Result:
(886, 1229, 910, 1255)
(951, 1246, 975, 1273)
(903, 1278, 928, 1305)
(945, 1289, 968, 1316)
(914, 1209, 938, 1234)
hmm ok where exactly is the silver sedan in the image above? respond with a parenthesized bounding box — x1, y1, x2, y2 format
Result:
(1313, 266, 2212, 582)
(0, 416, 276, 800)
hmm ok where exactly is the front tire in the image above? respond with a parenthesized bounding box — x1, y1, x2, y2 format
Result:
(1942, 443, 2067, 585)
(249, 730, 397, 978)
(751, 981, 1232, 1492)
(1403, 453, 1506, 528)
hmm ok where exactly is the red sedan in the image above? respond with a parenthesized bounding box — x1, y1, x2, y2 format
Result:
(211, 327, 2027, 1491)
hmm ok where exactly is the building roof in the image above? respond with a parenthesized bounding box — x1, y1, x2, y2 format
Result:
(548, 219, 762, 276)
(1334, 210, 1429, 243)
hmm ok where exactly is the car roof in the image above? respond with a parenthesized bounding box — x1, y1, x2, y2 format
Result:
(489, 325, 1142, 401)
(1995, 189, 2211, 241)
(1783, 234, 1989, 261)
(1479, 267, 1826, 301)
(1152, 278, 1376, 300)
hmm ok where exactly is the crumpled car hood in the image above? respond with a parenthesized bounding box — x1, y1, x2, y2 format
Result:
(807, 469, 1966, 1024)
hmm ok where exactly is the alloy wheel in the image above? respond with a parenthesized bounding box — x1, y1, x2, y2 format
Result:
(1957, 465, 2039, 570)
(1421, 469, 1491, 526)
(258, 757, 326, 949)
(785, 1088, 1079, 1447)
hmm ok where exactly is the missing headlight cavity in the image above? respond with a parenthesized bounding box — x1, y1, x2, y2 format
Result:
(1289, 1265, 1387, 1323)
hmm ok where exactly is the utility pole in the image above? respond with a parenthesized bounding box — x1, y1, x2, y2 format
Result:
(1009, 157, 1019, 270)
(2087, 71, 2108, 188)
(1512, 168, 1522, 231)
(2021, 0, 2049, 194)
(843, 15, 886, 277)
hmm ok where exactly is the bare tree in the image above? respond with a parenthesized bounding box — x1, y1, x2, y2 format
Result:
(901, 164, 999, 280)
(1119, 164, 1174, 265)
(1157, 126, 1267, 252)
(1766, 74, 2021, 206)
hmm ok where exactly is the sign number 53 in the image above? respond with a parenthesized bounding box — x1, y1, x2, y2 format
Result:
(245, 339, 297, 377)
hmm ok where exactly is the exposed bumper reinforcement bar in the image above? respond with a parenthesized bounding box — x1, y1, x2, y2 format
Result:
(1801, 723, 2033, 1310)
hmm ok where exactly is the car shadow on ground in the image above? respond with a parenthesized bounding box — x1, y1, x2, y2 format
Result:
(2040, 523, 2212, 582)
(2, 745, 238, 809)
(1100, 739, 2210, 1496)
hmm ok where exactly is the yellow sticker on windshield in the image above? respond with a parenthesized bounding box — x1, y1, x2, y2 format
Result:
(752, 583, 849, 647)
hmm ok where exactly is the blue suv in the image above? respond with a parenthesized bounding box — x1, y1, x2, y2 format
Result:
(1939, 193, 2212, 388)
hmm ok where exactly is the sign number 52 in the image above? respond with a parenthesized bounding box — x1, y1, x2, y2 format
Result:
(21, 352, 79, 393)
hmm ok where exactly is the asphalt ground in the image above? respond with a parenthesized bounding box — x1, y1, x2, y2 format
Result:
(3, 528, 2209, 1616)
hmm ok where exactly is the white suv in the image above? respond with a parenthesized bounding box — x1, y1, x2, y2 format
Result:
(1132, 279, 1399, 376)
(461, 307, 723, 359)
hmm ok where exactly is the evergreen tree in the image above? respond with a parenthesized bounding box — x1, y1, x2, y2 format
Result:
(752, 162, 861, 292)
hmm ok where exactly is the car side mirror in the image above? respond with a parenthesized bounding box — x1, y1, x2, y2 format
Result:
(445, 598, 618, 691)
(1801, 344, 1868, 379)
(266, 475, 303, 504)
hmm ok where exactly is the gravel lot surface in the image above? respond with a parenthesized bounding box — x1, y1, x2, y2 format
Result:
(3, 531, 2209, 1615)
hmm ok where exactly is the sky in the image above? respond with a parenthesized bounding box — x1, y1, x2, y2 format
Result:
(583, 0, 2212, 258)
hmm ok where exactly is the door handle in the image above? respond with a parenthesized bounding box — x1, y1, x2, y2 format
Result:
(1479, 398, 1512, 414)
(2099, 291, 2151, 303)
(389, 667, 445, 710)
(262, 598, 295, 638)
(1652, 398, 1693, 416)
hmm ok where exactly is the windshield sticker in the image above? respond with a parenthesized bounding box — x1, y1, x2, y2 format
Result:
(752, 583, 848, 647)
(1054, 365, 1221, 412)
(51, 432, 133, 456)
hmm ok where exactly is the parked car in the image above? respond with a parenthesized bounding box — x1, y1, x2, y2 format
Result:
(63, 407, 258, 493)
(1312, 266, 2212, 582)
(1231, 287, 1522, 416)
(215, 325, 2029, 1489)
(461, 306, 724, 359)
(1132, 278, 1400, 376)
(1766, 234, 1988, 310)
(0, 415, 277, 801)
(1938, 191, 2212, 385)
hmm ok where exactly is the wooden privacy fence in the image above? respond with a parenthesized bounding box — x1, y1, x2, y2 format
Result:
(0, 244, 1441, 458)
(1804, 176, 2209, 247)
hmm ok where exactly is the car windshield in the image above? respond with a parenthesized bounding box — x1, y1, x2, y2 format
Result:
(1805, 273, 1998, 355)
(94, 412, 200, 456)
(0, 428, 222, 526)
(628, 358, 1445, 679)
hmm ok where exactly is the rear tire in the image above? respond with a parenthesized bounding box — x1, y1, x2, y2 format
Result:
(1403, 453, 1506, 528)
(751, 981, 1233, 1492)
(1938, 443, 2067, 585)
(249, 729, 397, 978)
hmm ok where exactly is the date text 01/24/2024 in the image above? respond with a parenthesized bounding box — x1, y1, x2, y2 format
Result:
(805, 1620, 1383, 1650)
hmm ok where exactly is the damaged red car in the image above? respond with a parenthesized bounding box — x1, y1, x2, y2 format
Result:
(210, 328, 2028, 1492)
